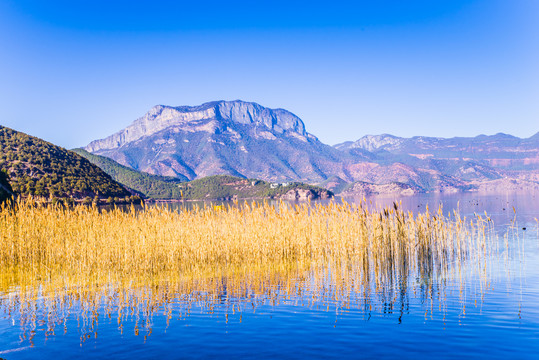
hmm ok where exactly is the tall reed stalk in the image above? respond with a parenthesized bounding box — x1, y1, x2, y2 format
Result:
(0, 198, 502, 343)
(0, 198, 493, 276)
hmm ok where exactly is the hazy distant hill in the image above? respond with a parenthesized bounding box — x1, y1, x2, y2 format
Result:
(0, 126, 130, 200)
(335, 133, 539, 172)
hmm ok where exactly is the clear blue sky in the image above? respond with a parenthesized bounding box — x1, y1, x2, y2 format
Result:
(1, 0, 538, 148)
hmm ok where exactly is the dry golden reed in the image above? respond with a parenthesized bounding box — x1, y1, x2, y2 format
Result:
(0, 198, 496, 278)
(0, 198, 503, 343)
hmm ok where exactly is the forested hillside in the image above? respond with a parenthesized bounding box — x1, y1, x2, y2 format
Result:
(72, 149, 333, 201)
(73, 148, 186, 199)
(177, 175, 332, 201)
(0, 169, 13, 202)
(0, 126, 130, 200)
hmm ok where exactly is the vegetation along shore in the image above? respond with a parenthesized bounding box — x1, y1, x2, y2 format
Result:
(1, 198, 496, 275)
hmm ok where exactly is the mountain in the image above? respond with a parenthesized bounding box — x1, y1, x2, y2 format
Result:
(0, 126, 131, 200)
(335, 133, 539, 172)
(74, 149, 332, 200)
(85, 100, 351, 182)
(84, 100, 539, 195)
(333, 132, 539, 193)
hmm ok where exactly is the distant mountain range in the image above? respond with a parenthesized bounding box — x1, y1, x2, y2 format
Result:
(84, 100, 539, 195)
(333, 132, 539, 194)
(335, 132, 539, 172)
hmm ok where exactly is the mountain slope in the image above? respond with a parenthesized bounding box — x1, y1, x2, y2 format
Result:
(74, 149, 332, 200)
(73, 148, 186, 199)
(0, 126, 130, 200)
(0, 170, 13, 202)
(85, 100, 352, 182)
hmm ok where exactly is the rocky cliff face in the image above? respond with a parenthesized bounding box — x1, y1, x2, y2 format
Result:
(85, 100, 348, 182)
(86, 101, 313, 153)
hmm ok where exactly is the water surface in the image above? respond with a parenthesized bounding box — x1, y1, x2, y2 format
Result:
(1, 192, 538, 359)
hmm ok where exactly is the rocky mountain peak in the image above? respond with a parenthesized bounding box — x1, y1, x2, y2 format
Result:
(216, 100, 306, 135)
(335, 134, 403, 152)
(85, 100, 309, 152)
(81, 100, 538, 191)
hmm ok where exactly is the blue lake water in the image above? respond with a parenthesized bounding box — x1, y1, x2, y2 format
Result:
(1, 192, 538, 359)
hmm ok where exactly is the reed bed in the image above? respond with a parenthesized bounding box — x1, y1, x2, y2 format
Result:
(0, 198, 494, 275)
(0, 198, 503, 343)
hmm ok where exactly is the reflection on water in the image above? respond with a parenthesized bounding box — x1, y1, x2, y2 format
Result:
(1, 255, 497, 347)
(0, 193, 538, 359)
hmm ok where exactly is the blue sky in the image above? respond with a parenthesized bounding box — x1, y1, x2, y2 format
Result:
(1, 0, 538, 148)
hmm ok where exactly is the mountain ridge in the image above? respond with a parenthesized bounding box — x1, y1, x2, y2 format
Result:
(86, 100, 314, 153)
(83, 100, 539, 195)
(84, 100, 351, 182)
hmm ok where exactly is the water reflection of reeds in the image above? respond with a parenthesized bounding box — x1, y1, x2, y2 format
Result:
(0, 198, 504, 344)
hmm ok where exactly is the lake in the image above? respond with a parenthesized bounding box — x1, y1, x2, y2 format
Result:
(1, 192, 538, 359)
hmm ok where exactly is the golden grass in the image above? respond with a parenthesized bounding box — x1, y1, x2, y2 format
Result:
(0, 198, 494, 276)
(0, 198, 503, 343)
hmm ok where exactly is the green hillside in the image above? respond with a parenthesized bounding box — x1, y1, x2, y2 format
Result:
(0, 169, 13, 203)
(0, 126, 130, 200)
(178, 175, 333, 201)
(74, 149, 332, 201)
(72, 148, 186, 199)
(71, 148, 333, 201)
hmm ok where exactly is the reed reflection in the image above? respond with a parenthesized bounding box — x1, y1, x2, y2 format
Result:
(0, 198, 506, 345)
